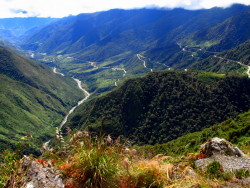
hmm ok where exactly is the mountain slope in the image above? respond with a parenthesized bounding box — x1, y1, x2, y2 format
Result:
(19, 5, 250, 95)
(141, 109, 250, 157)
(185, 10, 250, 52)
(0, 45, 82, 152)
(0, 17, 58, 41)
(190, 40, 250, 74)
(67, 71, 250, 145)
(22, 5, 250, 60)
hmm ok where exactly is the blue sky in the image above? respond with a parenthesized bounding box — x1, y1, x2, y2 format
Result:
(0, 0, 250, 18)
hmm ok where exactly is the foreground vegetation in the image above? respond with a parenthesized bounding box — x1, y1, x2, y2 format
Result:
(0, 128, 249, 188)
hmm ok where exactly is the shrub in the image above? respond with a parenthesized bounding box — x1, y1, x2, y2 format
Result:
(205, 161, 223, 179)
(0, 149, 19, 187)
(234, 169, 250, 179)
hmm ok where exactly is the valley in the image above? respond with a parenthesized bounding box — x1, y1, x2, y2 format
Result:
(0, 3, 250, 187)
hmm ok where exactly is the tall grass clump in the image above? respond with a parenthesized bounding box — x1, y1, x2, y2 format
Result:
(58, 132, 123, 187)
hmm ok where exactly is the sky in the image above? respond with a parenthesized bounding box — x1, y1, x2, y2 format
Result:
(0, 0, 250, 18)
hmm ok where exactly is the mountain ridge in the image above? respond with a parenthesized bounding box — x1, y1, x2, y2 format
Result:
(67, 71, 250, 145)
(0, 45, 83, 152)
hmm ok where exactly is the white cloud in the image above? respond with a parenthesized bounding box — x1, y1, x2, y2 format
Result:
(0, 0, 249, 18)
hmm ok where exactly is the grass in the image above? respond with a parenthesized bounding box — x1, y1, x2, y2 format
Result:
(0, 46, 83, 152)
(0, 131, 249, 188)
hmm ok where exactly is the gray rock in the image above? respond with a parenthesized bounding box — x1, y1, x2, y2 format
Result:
(200, 137, 245, 157)
(195, 154, 250, 172)
(19, 156, 64, 188)
(196, 138, 250, 173)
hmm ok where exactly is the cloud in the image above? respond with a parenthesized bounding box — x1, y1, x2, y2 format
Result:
(0, 0, 249, 18)
(11, 9, 28, 14)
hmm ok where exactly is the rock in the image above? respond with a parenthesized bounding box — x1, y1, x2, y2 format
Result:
(195, 154, 250, 172)
(200, 137, 245, 157)
(196, 138, 250, 172)
(19, 156, 64, 188)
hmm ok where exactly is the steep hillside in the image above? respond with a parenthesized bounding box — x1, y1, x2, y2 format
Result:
(184, 11, 250, 52)
(21, 5, 250, 59)
(146, 10, 250, 70)
(141, 109, 250, 157)
(190, 40, 250, 74)
(0, 45, 83, 152)
(67, 71, 250, 145)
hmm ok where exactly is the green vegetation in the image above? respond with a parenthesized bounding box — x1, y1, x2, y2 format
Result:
(0, 46, 83, 152)
(190, 40, 250, 75)
(19, 6, 250, 95)
(184, 11, 250, 52)
(139, 109, 250, 157)
(219, 40, 250, 65)
(205, 161, 223, 179)
(67, 70, 250, 145)
(1, 131, 249, 188)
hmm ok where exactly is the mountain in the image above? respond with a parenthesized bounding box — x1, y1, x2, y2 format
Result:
(190, 40, 250, 74)
(66, 71, 250, 145)
(183, 10, 250, 52)
(0, 17, 58, 41)
(0, 44, 82, 153)
(19, 4, 250, 95)
(21, 5, 250, 59)
(145, 8, 250, 70)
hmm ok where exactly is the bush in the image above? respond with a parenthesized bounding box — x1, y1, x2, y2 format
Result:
(0, 149, 19, 187)
(205, 161, 223, 179)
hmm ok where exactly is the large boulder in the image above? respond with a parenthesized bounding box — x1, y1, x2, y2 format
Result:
(200, 137, 245, 157)
(195, 138, 250, 172)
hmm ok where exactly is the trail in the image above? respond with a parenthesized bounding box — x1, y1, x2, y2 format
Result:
(176, 43, 250, 77)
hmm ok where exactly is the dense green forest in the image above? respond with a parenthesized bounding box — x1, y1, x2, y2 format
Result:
(68, 71, 250, 145)
(139, 109, 250, 157)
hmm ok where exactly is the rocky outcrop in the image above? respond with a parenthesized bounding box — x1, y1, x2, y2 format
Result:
(200, 137, 245, 157)
(195, 138, 250, 172)
(19, 156, 64, 188)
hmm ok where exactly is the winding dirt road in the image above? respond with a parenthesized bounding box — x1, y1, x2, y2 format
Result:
(137, 54, 153, 72)
(214, 56, 250, 78)
(53, 67, 90, 128)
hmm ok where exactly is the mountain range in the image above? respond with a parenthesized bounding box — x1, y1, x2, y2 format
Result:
(0, 4, 250, 152)
(0, 17, 58, 42)
(16, 4, 250, 95)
